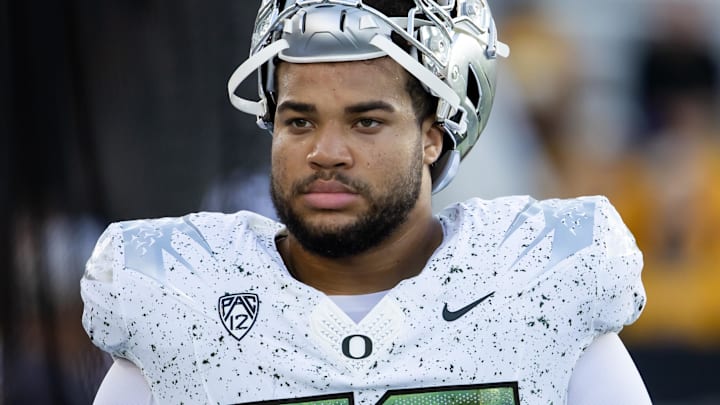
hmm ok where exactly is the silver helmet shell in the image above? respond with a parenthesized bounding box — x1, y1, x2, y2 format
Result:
(228, 0, 509, 193)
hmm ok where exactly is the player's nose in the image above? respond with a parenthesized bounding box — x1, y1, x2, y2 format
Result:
(306, 123, 353, 170)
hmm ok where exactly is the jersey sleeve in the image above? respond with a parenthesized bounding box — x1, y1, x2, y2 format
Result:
(591, 197, 646, 334)
(94, 359, 156, 405)
(81, 222, 130, 357)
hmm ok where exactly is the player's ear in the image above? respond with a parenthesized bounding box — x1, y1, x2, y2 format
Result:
(422, 119, 444, 165)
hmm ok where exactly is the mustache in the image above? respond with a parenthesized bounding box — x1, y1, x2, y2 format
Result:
(292, 172, 369, 196)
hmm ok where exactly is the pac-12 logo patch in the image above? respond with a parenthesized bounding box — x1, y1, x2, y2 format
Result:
(218, 293, 259, 341)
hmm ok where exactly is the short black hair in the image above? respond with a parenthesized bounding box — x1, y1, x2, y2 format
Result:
(404, 71, 438, 125)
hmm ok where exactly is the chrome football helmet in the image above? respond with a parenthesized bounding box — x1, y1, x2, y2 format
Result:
(228, 0, 509, 193)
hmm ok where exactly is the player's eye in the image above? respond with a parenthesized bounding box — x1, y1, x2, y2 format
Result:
(355, 118, 381, 129)
(288, 118, 312, 128)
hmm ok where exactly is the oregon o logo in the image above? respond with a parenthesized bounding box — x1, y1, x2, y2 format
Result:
(341, 334, 373, 359)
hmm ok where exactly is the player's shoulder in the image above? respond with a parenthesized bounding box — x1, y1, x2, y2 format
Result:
(115, 210, 280, 249)
(83, 210, 281, 282)
(444, 194, 626, 235)
(526, 195, 635, 252)
(450, 194, 615, 215)
(114, 210, 279, 236)
(439, 194, 638, 265)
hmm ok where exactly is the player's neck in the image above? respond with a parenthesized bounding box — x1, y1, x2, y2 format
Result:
(277, 206, 443, 295)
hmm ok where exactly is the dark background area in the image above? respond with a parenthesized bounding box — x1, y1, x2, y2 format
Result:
(1, 0, 269, 402)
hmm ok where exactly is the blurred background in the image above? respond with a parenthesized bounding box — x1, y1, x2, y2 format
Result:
(1, 0, 719, 403)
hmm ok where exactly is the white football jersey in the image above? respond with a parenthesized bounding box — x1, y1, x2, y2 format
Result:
(81, 195, 645, 405)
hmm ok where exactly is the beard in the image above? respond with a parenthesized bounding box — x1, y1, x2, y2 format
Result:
(271, 147, 423, 259)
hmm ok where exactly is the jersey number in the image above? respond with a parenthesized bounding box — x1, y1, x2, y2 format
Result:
(236, 382, 519, 405)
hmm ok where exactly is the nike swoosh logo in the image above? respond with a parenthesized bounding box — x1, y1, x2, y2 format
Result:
(442, 291, 495, 322)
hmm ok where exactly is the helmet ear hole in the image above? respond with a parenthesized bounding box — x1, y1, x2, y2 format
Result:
(339, 9, 347, 31)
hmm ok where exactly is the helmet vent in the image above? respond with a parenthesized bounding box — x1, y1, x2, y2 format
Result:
(466, 65, 483, 113)
(300, 10, 307, 33)
(340, 10, 347, 31)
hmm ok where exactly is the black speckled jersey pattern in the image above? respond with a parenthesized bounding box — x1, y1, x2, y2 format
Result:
(80, 195, 646, 404)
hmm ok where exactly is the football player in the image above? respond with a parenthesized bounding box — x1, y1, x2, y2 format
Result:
(82, 0, 652, 404)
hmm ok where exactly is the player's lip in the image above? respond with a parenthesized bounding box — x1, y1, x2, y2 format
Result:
(305, 180, 356, 194)
(301, 180, 360, 210)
